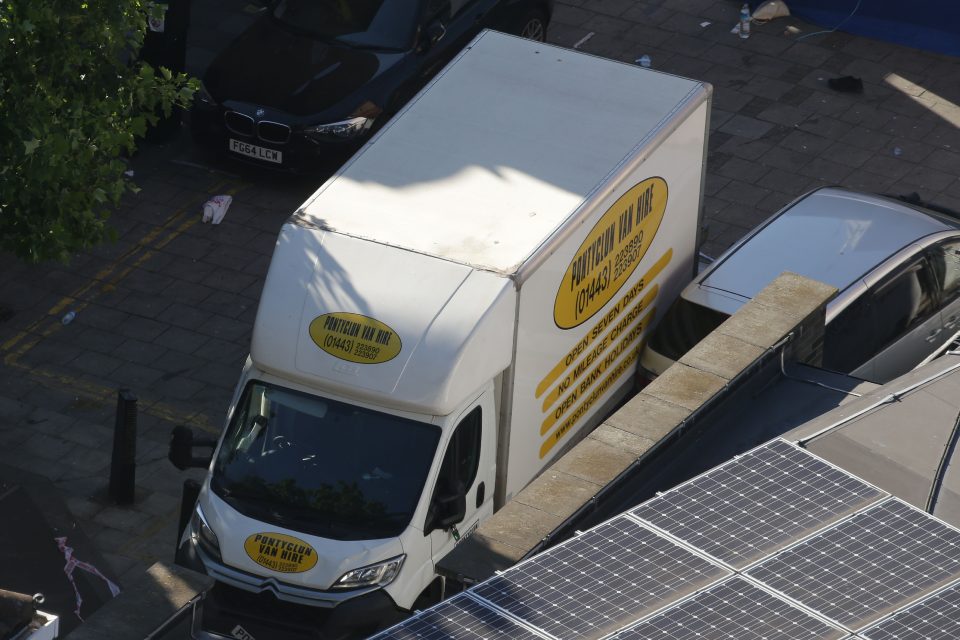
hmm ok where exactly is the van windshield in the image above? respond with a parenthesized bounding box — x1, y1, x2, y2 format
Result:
(211, 381, 440, 541)
(647, 297, 729, 361)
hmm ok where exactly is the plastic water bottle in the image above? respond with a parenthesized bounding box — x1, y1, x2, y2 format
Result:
(636, 54, 651, 68)
(739, 3, 751, 39)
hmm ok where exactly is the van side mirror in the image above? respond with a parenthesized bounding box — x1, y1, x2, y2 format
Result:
(427, 484, 466, 533)
(168, 426, 216, 470)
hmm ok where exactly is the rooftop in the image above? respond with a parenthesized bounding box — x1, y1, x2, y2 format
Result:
(389, 353, 960, 639)
(789, 352, 960, 526)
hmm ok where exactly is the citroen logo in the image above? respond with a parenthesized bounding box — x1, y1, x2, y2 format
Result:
(255, 107, 265, 118)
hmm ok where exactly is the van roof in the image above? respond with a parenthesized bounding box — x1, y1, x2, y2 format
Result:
(296, 30, 708, 275)
(251, 226, 516, 415)
(693, 188, 957, 307)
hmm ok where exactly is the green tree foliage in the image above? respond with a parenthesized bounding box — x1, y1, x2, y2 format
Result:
(0, 1, 197, 263)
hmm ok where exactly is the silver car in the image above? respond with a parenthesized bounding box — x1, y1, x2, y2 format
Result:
(640, 187, 960, 384)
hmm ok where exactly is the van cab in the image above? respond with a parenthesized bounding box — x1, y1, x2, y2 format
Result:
(639, 188, 960, 384)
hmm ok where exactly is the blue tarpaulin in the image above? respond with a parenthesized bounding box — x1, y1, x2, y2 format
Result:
(766, 0, 960, 55)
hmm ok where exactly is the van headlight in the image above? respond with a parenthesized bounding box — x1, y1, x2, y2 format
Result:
(190, 505, 222, 562)
(332, 555, 405, 590)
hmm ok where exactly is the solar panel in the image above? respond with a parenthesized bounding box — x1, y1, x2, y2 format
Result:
(368, 593, 544, 640)
(632, 439, 884, 568)
(472, 515, 729, 640)
(861, 579, 960, 640)
(745, 498, 960, 630)
(609, 577, 846, 640)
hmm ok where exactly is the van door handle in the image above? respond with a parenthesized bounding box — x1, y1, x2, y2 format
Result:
(476, 481, 485, 508)
(926, 328, 943, 342)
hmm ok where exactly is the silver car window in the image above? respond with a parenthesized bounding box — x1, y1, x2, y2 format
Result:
(930, 240, 960, 303)
(871, 258, 938, 352)
(823, 296, 876, 373)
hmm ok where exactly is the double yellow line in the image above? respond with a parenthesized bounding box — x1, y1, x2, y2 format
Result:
(1, 179, 243, 433)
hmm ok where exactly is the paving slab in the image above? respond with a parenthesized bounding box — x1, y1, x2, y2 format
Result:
(0, 0, 958, 608)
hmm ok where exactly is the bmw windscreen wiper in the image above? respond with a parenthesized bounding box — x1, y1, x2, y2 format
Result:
(337, 40, 404, 52)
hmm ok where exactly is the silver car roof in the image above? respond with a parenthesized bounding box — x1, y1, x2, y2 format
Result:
(689, 188, 959, 311)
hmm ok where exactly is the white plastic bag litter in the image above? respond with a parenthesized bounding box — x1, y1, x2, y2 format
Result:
(753, 0, 790, 21)
(202, 194, 233, 224)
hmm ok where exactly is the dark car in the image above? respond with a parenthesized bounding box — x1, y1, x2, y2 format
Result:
(189, 0, 553, 170)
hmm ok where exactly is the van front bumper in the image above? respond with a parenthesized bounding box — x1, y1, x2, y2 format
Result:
(177, 538, 408, 639)
(197, 581, 406, 640)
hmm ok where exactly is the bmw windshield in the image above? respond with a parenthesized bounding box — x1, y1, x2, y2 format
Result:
(271, 0, 421, 50)
(211, 381, 441, 541)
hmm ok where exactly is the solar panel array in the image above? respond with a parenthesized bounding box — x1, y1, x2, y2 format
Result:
(371, 593, 544, 640)
(746, 498, 960, 630)
(632, 438, 883, 568)
(370, 440, 960, 640)
(861, 579, 960, 640)
(609, 577, 846, 640)
(473, 516, 727, 639)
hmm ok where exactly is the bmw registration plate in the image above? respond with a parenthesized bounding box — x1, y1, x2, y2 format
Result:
(229, 139, 282, 164)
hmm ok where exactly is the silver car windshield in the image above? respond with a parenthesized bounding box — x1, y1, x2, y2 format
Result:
(212, 381, 440, 541)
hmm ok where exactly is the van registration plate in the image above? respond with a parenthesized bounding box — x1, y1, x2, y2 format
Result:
(229, 139, 282, 164)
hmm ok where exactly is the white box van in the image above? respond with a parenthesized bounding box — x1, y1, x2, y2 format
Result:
(171, 31, 711, 638)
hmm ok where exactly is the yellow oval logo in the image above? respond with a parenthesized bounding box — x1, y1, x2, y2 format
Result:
(308, 312, 402, 364)
(244, 532, 318, 574)
(554, 177, 668, 329)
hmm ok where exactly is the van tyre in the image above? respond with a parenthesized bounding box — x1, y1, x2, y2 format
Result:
(515, 8, 548, 42)
(412, 577, 445, 611)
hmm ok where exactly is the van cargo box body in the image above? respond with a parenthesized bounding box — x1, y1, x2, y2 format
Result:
(256, 32, 711, 500)
(179, 30, 711, 635)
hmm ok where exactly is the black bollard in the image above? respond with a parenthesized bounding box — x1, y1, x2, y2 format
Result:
(109, 388, 138, 505)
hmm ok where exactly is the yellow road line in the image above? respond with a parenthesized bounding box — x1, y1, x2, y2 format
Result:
(2, 178, 236, 357)
(6, 358, 220, 433)
(2, 178, 247, 433)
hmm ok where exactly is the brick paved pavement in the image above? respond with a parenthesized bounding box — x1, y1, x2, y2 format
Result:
(0, 141, 317, 583)
(547, 0, 960, 255)
(1, 0, 958, 597)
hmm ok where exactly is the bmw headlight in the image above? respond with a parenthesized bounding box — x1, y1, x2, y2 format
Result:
(302, 101, 382, 141)
(332, 555, 405, 590)
(190, 505, 222, 562)
(303, 116, 374, 141)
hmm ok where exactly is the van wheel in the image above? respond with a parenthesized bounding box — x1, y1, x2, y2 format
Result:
(412, 577, 445, 610)
(515, 8, 548, 42)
